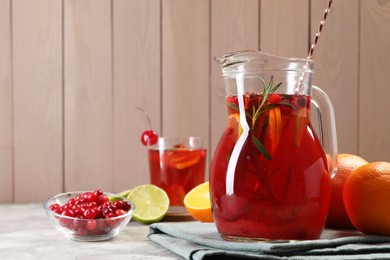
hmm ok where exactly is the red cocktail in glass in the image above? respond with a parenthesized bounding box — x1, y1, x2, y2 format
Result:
(148, 137, 206, 208)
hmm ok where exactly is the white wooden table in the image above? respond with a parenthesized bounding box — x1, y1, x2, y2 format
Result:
(0, 204, 183, 259)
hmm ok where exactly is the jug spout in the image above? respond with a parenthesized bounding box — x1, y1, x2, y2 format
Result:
(215, 50, 314, 96)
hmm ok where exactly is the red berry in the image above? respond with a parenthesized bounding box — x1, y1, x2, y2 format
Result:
(49, 204, 62, 214)
(96, 194, 109, 205)
(268, 94, 281, 104)
(94, 189, 103, 196)
(88, 201, 98, 208)
(72, 205, 85, 217)
(75, 194, 85, 203)
(72, 218, 85, 231)
(60, 209, 75, 226)
(75, 227, 88, 236)
(84, 192, 97, 203)
(97, 220, 109, 233)
(94, 207, 103, 218)
(141, 130, 158, 146)
(114, 209, 126, 217)
(83, 208, 97, 219)
(61, 209, 75, 217)
(86, 219, 97, 231)
(67, 198, 76, 206)
(113, 200, 124, 209)
(136, 107, 159, 146)
(122, 201, 131, 212)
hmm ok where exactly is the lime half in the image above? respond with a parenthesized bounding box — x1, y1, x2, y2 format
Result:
(108, 188, 133, 202)
(128, 184, 170, 224)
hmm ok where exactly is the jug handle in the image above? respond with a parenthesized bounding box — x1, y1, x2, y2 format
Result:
(311, 86, 338, 178)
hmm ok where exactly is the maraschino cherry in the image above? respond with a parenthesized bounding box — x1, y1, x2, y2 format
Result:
(136, 107, 158, 146)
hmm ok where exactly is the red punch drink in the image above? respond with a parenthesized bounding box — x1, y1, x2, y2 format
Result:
(210, 93, 331, 240)
(148, 137, 206, 207)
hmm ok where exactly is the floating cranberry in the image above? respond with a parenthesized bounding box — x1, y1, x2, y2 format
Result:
(268, 94, 281, 104)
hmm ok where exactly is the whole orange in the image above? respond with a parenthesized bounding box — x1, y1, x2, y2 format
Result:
(343, 162, 390, 235)
(326, 154, 368, 229)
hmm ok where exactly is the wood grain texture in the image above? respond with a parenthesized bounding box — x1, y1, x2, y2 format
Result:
(311, 0, 359, 155)
(64, 0, 113, 191)
(2, 0, 390, 202)
(162, 0, 209, 140)
(359, 0, 390, 161)
(12, 0, 62, 202)
(210, 0, 259, 154)
(0, 0, 13, 202)
(261, 0, 309, 58)
(112, 0, 160, 191)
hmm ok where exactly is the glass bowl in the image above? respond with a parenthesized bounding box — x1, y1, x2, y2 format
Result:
(43, 191, 135, 241)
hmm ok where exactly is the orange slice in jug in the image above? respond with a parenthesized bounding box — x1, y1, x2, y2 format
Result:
(226, 114, 243, 140)
(267, 107, 282, 153)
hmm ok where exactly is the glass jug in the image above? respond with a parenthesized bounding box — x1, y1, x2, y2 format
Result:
(210, 51, 337, 241)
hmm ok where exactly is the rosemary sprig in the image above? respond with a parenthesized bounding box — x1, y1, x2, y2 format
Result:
(252, 76, 282, 126)
(252, 135, 271, 160)
(227, 76, 291, 160)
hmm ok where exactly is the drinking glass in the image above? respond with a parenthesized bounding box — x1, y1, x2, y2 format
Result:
(147, 137, 207, 214)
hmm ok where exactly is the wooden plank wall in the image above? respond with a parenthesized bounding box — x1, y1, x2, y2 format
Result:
(1, 0, 390, 203)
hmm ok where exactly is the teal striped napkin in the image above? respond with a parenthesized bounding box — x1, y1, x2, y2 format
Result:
(148, 222, 390, 260)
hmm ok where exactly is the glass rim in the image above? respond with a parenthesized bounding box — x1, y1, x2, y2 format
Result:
(147, 136, 205, 150)
(214, 50, 314, 75)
